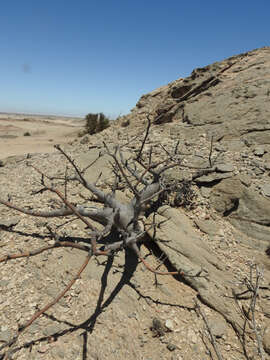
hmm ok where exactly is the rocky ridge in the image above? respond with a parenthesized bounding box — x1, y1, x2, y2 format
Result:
(0, 46, 270, 359)
(118, 46, 270, 251)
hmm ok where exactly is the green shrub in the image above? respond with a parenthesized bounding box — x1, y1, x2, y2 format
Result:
(84, 113, 110, 135)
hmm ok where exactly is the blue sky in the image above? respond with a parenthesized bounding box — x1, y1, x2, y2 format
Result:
(0, 1, 269, 118)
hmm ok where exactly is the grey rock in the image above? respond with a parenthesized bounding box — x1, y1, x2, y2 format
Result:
(42, 324, 63, 336)
(35, 220, 47, 228)
(0, 280, 9, 287)
(251, 159, 265, 175)
(0, 155, 26, 166)
(215, 164, 234, 173)
(251, 159, 263, 168)
(208, 318, 227, 338)
(128, 312, 138, 320)
(80, 134, 90, 144)
(254, 167, 265, 176)
(165, 319, 174, 331)
(222, 140, 246, 152)
(0, 329, 14, 342)
(260, 184, 270, 197)
(210, 178, 244, 215)
(263, 326, 270, 355)
(237, 174, 252, 187)
(253, 146, 266, 156)
(194, 172, 233, 184)
(28, 323, 42, 335)
(167, 343, 177, 351)
(214, 144, 227, 152)
(210, 178, 270, 249)
(156, 284, 172, 297)
(165, 168, 189, 182)
(195, 219, 220, 236)
(0, 216, 20, 229)
(200, 186, 212, 198)
(51, 348, 66, 359)
(241, 152, 249, 159)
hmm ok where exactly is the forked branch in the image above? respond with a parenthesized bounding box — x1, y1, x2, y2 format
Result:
(0, 119, 208, 358)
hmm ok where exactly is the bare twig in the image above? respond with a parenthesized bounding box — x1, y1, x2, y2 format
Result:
(0, 254, 91, 357)
(104, 143, 140, 199)
(136, 115, 151, 161)
(0, 241, 90, 263)
(233, 263, 266, 360)
(195, 300, 224, 360)
(208, 136, 214, 168)
(248, 265, 265, 360)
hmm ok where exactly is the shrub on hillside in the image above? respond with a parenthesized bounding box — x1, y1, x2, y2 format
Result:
(84, 113, 110, 135)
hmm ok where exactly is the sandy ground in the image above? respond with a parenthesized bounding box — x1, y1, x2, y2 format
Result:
(0, 113, 84, 159)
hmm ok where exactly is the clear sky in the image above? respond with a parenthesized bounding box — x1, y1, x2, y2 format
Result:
(0, 0, 269, 118)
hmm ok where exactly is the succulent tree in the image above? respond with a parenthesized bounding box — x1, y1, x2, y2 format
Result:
(0, 119, 187, 358)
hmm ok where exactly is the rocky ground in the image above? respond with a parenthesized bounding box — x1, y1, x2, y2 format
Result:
(0, 47, 270, 360)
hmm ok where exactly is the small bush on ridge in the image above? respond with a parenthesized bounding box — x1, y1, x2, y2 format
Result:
(85, 113, 110, 135)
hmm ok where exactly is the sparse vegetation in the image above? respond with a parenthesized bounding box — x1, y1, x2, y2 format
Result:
(84, 112, 110, 135)
(173, 180, 197, 209)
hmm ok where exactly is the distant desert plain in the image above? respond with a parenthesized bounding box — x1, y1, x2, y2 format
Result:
(0, 112, 85, 160)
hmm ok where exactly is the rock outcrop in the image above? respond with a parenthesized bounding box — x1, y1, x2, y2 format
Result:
(118, 46, 270, 251)
(123, 47, 270, 146)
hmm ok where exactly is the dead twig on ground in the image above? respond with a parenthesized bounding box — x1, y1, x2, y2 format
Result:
(195, 300, 224, 360)
(233, 263, 266, 360)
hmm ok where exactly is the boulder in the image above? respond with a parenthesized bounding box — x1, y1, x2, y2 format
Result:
(0, 216, 20, 229)
(210, 178, 270, 250)
(194, 219, 220, 236)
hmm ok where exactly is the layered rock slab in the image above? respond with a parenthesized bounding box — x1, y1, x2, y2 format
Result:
(146, 205, 243, 332)
(210, 177, 270, 250)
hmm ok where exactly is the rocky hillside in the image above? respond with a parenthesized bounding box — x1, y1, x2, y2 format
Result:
(121, 46, 270, 139)
(117, 46, 270, 251)
(0, 47, 270, 360)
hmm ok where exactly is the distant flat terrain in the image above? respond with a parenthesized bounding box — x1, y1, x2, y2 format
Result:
(0, 112, 84, 159)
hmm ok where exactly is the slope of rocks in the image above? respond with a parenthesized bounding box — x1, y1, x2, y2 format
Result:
(0, 47, 270, 359)
(117, 46, 270, 250)
(121, 46, 270, 140)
